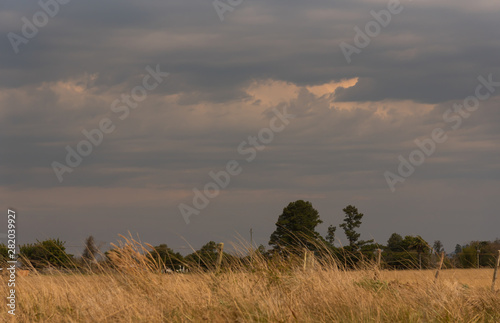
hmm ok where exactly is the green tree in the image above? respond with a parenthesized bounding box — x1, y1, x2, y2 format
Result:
(185, 241, 220, 269)
(339, 205, 369, 249)
(386, 233, 404, 252)
(256, 244, 266, 254)
(457, 240, 499, 268)
(402, 235, 430, 269)
(452, 244, 463, 267)
(481, 239, 500, 267)
(325, 225, 337, 246)
(0, 244, 9, 266)
(433, 240, 444, 254)
(269, 200, 323, 252)
(20, 238, 73, 268)
(459, 245, 477, 268)
(383, 233, 407, 269)
(149, 244, 184, 271)
(256, 244, 267, 257)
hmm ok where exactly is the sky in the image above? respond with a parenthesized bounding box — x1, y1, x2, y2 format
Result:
(1, 0, 499, 255)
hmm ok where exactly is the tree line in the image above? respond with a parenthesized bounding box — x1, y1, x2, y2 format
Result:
(1, 200, 499, 271)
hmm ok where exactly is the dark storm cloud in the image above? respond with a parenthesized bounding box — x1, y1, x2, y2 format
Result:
(2, 0, 499, 102)
(2, 0, 500, 252)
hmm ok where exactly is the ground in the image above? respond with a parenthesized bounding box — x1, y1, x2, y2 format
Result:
(1, 267, 499, 322)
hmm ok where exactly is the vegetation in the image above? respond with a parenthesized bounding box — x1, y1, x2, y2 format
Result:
(325, 224, 337, 246)
(15, 201, 500, 272)
(19, 238, 73, 269)
(269, 200, 323, 252)
(82, 235, 99, 264)
(183, 241, 230, 270)
(6, 200, 500, 322)
(148, 244, 184, 271)
(0, 243, 9, 265)
(339, 204, 372, 249)
(3, 235, 500, 322)
(454, 239, 500, 268)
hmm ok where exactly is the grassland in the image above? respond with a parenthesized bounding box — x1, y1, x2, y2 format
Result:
(2, 240, 500, 322)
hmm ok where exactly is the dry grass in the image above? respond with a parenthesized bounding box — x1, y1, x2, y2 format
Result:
(2, 239, 500, 322)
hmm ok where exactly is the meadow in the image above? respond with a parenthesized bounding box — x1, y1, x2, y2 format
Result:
(2, 239, 500, 322)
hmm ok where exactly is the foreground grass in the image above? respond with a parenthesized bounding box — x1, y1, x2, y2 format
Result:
(2, 267, 499, 322)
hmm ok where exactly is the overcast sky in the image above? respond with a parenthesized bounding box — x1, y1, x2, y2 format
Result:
(2, 0, 499, 255)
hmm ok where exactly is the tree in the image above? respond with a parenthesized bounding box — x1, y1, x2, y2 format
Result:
(457, 240, 500, 268)
(269, 200, 323, 252)
(433, 240, 444, 254)
(383, 233, 410, 269)
(0, 244, 9, 266)
(256, 244, 267, 256)
(339, 205, 366, 249)
(185, 241, 220, 269)
(326, 225, 337, 246)
(459, 245, 477, 268)
(149, 244, 184, 271)
(247, 244, 270, 262)
(402, 235, 430, 269)
(20, 238, 73, 269)
(82, 235, 99, 264)
(387, 233, 404, 252)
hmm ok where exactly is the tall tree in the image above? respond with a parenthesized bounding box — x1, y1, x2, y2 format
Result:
(387, 233, 404, 252)
(82, 235, 99, 263)
(185, 241, 220, 269)
(149, 244, 184, 270)
(402, 235, 430, 269)
(326, 225, 337, 246)
(269, 200, 323, 251)
(433, 240, 444, 254)
(339, 205, 365, 249)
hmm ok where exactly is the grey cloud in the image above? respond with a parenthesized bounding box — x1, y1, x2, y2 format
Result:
(2, 0, 500, 254)
(2, 0, 499, 103)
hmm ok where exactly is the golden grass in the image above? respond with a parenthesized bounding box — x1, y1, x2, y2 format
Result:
(2, 239, 500, 322)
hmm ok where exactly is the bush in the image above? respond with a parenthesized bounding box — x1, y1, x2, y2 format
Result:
(19, 238, 74, 269)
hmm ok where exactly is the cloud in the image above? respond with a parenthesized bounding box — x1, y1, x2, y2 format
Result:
(2, 0, 499, 103)
(2, 0, 500, 253)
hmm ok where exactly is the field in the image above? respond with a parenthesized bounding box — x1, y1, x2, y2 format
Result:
(2, 266, 499, 322)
